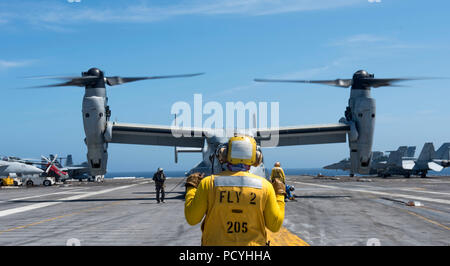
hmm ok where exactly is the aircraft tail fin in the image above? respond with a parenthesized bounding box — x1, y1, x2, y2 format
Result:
(387, 146, 408, 165)
(434, 143, 450, 160)
(371, 151, 384, 161)
(406, 146, 416, 158)
(66, 155, 73, 166)
(417, 143, 435, 162)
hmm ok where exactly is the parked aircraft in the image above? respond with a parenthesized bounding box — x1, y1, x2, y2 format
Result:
(32, 68, 426, 178)
(325, 143, 450, 178)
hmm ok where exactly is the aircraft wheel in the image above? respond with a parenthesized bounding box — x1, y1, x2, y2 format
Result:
(26, 180, 34, 187)
(404, 173, 411, 178)
(420, 172, 427, 178)
(43, 180, 52, 187)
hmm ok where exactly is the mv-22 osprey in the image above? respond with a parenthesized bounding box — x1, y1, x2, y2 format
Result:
(34, 68, 420, 178)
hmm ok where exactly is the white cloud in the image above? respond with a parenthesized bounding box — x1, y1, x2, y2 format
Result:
(330, 34, 389, 47)
(1, 0, 363, 26)
(328, 33, 434, 51)
(0, 60, 33, 70)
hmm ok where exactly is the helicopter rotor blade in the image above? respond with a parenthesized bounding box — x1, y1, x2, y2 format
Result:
(51, 154, 58, 164)
(26, 76, 100, 88)
(41, 156, 52, 173)
(105, 73, 204, 86)
(360, 78, 422, 88)
(254, 78, 353, 88)
(26, 72, 204, 88)
(255, 76, 437, 88)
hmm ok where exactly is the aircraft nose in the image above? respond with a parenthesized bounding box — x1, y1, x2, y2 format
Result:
(27, 165, 44, 173)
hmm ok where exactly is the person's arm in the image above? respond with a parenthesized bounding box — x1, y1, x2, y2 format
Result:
(184, 177, 209, 225)
(263, 183, 285, 232)
(280, 168, 286, 184)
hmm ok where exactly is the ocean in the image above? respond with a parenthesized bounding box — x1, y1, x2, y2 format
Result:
(105, 168, 450, 179)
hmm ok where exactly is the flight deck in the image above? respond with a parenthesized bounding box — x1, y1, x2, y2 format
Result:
(0, 175, 449, 246)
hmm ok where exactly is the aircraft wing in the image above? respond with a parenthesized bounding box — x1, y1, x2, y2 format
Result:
(108, 122, 350, 148)
(428, 162, 444, 172)
(109, 122, 205, 148)
(255, 123, 350, 147)
(0, 165, 8, 172)
(402, 160, 416, 170)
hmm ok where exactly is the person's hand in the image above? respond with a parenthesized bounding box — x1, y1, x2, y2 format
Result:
(185, 172, 205, 189)
(271, 179, 286, 196)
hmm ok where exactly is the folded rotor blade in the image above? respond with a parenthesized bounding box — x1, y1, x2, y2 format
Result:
(41, 156, 51, 163)
(51, 154, 58, 164)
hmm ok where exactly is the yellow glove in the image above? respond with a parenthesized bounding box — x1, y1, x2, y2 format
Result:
(185, 172, 205, 189)
(271, 178, 286, 196)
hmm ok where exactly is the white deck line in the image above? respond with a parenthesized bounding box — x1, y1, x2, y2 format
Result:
(0, 182, 148, 218)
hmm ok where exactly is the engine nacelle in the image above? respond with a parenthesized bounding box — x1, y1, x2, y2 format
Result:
(347, 90, 376, 175)
(82, 95, 108, 176)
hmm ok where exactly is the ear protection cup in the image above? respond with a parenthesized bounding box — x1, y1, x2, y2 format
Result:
(252, 150, 263, 167)
(217, 147, 228, 164)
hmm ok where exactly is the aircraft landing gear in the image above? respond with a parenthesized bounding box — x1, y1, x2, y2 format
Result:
(420, 171, 428, 178)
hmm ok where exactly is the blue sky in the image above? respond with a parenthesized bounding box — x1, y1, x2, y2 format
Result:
(0, 0, 449, 172)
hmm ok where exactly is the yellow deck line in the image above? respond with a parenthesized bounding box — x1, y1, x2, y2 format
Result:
(403, 209, 450, 231)
(267, 226, 310, 246)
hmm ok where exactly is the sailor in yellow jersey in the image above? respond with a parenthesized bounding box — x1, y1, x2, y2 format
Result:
(184, 135, 286, 246)
(270, 162, 286, 184)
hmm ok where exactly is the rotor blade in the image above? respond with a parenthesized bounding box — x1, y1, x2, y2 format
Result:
(27, 76, 100, 88)
(52, 154, 58, 164)
(106, 73, 204, 86)
(44, 161, 51, 173)
(25, 75, 85, 80)
(45, 155, 58, 174)
(254, 78, 353, 88)
(360, 78, 423, 88)
(41, 156, 51, 163)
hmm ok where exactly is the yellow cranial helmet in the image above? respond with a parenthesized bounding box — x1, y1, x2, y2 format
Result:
(217, 135, 263, 166)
